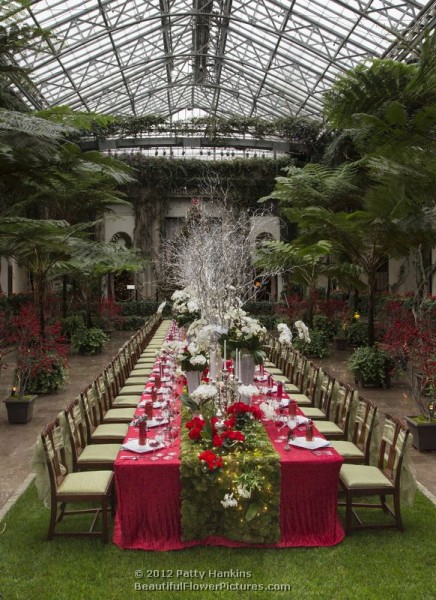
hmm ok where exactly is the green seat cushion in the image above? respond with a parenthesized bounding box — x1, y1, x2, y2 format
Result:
(58, 471, 113, 495)
(302, 407, 326, 418)
(264, 361, 275, 367)
(131, 366, 152, 373)
(291, 394, 312, 406)
(78, 444, 121, 465)
(274, 376, 291, 385)
(112, 396, 141, 407)
(103, 407, 136, 422)
(91, 423, 129, 440)
(119, 385, 145, 395)
(123, 377, 148, 386)
(331, 441, 364, 459)
(340, 464, 394, 489)
(314, 421, 343, 436)
(284, 383, 300, 393)
(268, 368, 284, 375)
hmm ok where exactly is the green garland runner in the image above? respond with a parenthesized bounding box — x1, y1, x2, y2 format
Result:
(180, 410, 281, 544)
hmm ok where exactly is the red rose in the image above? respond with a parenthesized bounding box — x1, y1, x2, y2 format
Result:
(199, 449, 222, 471)
(186, 417, 205, 430)
(250, 406, 263, 420)
(212, 434, 223, 447)
(227, 401, 251, 415)
(188, 427, 202, 440)
(227, 430, 245, 442)
(224, 416, 235, 428)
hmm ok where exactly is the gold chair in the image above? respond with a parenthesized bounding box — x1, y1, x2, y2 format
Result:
(339, 415, 410, 533)
(41, 419, 115, 543)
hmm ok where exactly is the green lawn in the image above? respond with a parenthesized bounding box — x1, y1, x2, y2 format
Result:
(1, 485, 435, 600)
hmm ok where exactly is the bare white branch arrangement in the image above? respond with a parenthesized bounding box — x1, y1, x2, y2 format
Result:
(161, 197, 275, 328)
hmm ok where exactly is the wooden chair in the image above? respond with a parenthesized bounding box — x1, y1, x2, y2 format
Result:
(331, 396, 378, 464)
(65, 398, 121, 470)
(41, 419, 115, 543)
(339, 415, 410, 533)
(304, 371, 336, 420)
(81, 386, 128, 444)
(314, 382, 354, 440)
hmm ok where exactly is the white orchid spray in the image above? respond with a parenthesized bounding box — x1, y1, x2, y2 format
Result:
(295, 320, 311, 344)
(277, 323, 293, 346)
(221, 493, 238, 508)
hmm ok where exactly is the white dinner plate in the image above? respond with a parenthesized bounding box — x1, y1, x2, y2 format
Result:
(289, 437, 331, 450)
(121, 439, 165, 454)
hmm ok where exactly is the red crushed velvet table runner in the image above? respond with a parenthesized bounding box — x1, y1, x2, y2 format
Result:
(114, 359, 344, 550)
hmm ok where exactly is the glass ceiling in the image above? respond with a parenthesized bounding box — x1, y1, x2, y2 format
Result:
(15, 0, 433, 119)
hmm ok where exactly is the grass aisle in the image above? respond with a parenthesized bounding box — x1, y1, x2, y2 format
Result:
(1, 485, 435, 600)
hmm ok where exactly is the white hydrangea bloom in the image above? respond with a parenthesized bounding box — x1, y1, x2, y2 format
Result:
(190, 384, 218, 404)
(190, 354, 207, 366)
(238, 384, 259, 397)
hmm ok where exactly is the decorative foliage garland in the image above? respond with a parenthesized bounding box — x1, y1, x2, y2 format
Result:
(180, 406, 281, 544)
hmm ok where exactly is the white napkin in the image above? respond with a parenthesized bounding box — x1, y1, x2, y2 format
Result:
(289, 437, 331, 450)
(287, 415, 309, 427)
(121, 439, 165, 454)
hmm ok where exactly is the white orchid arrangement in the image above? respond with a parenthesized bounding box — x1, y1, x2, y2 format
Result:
(277, 323, 293, 346)
(295, 320, 311, 344)
(276, 321, 311, 346)
(224, 307, 266, 364)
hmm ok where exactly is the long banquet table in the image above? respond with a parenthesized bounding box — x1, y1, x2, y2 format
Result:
(113, 337, 344, 550)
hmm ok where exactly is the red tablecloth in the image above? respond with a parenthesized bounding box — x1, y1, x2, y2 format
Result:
(114, 369, 344, 550)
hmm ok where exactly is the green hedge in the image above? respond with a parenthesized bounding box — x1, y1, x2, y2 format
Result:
(119, 300, 172, 317)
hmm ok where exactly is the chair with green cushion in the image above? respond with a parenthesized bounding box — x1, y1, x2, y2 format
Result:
(122, 375, 148, 386)
(93, 380, 138, 423)
(331, 396, 378, 464)
(339, 415, 410, 533)
(65, 399, 121, 470)
(287, 363, 319, 407)
(41, 419, 115, 543)
(118, 384, 146, 396)
(81, 390, 128, 444)
(313, 383, 354, 441)
(303, 371, 336, 420)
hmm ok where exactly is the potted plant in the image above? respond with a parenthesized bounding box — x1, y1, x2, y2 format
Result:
(405, 369, 436, 451)
(380, 296, 436, 451)
(3, 304, 69, 424)
(348, 345, 391, 388)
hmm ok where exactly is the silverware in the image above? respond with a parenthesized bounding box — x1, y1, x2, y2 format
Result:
(120, 456, 139, 460)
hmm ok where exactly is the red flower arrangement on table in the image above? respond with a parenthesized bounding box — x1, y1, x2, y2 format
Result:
(185, 401, 263, 471)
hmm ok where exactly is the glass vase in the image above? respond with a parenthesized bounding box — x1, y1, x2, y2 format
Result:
(185, 370, 201, 394)
(240, 352, 256, 385)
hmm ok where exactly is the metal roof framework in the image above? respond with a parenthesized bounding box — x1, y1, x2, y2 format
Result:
(14, 0, 435, 120)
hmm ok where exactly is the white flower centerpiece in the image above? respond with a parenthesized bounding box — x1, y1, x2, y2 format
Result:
(224, 306, 267, 384)
(171, 288, 201, 328)
(238, 384, 259, 406)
